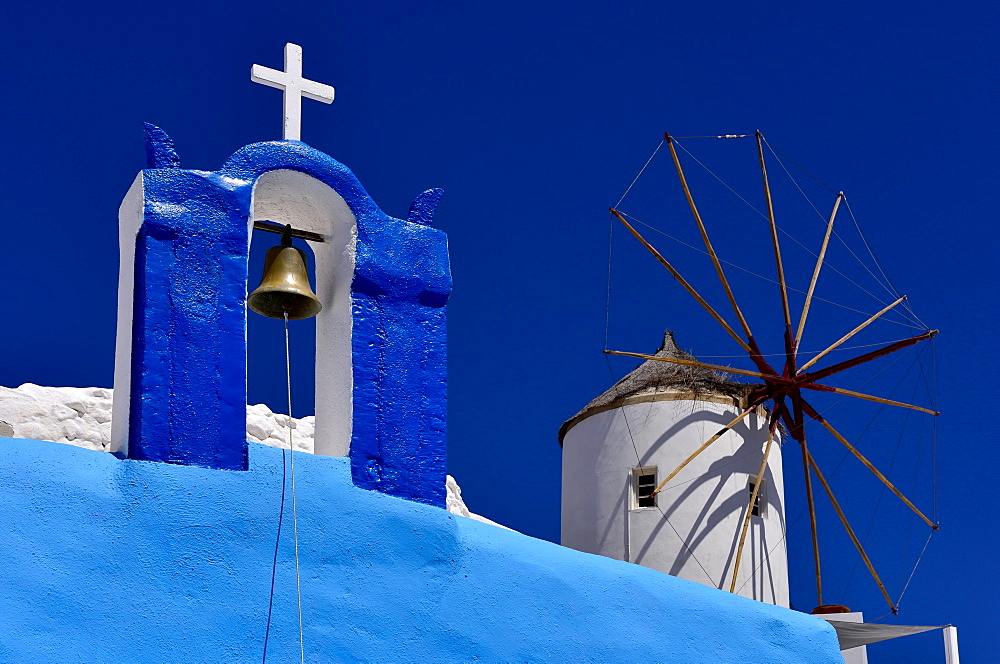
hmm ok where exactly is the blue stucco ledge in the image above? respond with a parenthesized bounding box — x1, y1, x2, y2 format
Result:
(0, 437, 842, 663)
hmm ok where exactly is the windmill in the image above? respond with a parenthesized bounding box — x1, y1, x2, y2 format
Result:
(602, 131, 938, 615)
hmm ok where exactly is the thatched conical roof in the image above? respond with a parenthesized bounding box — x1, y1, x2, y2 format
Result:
(558, 330, 751, 445)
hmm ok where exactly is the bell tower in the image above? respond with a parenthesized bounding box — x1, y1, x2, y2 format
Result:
(109, 45, 452, 506)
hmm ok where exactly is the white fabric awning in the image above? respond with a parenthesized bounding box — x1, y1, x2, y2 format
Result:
(827, 620, 947, 650)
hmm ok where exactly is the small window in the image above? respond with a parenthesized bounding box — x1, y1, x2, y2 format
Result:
(632, 467, 657, 509)
(748, 475, 766, 518)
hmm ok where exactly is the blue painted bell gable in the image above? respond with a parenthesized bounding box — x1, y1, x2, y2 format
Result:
(112, 131, 451, 506)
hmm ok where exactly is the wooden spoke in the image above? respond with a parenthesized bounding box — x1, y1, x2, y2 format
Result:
(805, 329, 938, 384)
(800, 382, 939, 416)
(786, 400, 823, 606)
(800, 401, 938, 529)
(610, 209, 753, 353)
(650, 408, 755, 496)
(603, 350, 773, 381)
(805, 449, 897, 613)
(795, 193, 842, 348)
(667, 135, 755, 342)
(729, 424, 777, 593)
(605, 137, 936, 612)
(798, 296, 908, 373)
(756, 131, 791, 330)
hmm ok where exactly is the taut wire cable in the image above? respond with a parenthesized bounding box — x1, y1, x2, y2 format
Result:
(673, 338, 929, 359)
(759, 135, 930, 331)
(284, 311, 306, 664)
(760, 142, 838, 196)
(668, 141, 924, 328)
(894, 530, 935, 611)
(815, 346, 915, 419)
(820, 350, 918, 487)
(605, 212, 614, 350)
(668, 134, 752, 139)
(674, 137, 919, 322)
(261, 428, 287, 663)
(603, 356, 720, 586)
(619, 210, 919, 329)
(615, 140, 665, 209)
(842, 197, 929, 329)
(762, 137, 918, 321)
(839, 357, 920, 602)
(930, 339, 939, 523)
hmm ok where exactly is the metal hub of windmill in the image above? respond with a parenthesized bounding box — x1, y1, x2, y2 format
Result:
(605, 131, 938, 615)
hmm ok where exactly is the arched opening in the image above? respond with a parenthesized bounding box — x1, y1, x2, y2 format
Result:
(248, 169, 358, 457)
(246, 235, 319, 431)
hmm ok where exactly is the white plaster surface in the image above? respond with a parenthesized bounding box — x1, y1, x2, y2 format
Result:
(110, 172, 144, 458)
(250, 170, 358, 458)
(561, 395, 789, 606)
(446, 474, 513, 530)
(944, 626, 960, 664)
(0, 384, 503, 527)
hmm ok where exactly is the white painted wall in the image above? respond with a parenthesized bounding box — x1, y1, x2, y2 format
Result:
(249, 169, 358, 457)
(943, 626, 960, 664)
(109, 173, 144, 457)
(561, 393, 789, 606)
(820, 612, 869, 664)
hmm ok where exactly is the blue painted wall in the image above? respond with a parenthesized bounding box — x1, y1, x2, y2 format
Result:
(0, 437, 841, 663)
(128, 136, 450, 505)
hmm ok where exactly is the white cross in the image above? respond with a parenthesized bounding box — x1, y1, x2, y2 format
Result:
(251, 43, 335, 141)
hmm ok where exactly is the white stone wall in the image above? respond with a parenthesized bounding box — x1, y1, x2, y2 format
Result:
(249, 170, 358, 457)
(561, 395, 789, 606)
(0, 383, 506, 528)
(0, 384, 115, 451)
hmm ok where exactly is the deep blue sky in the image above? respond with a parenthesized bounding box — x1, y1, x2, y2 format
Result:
(1, 1, 995, 660)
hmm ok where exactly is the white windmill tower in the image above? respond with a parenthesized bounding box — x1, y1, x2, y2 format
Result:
(560, 330, 790, 607)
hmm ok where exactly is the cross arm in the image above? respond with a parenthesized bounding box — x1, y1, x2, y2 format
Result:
(301, 81, 336, 103)
(251, 64, 289, 89)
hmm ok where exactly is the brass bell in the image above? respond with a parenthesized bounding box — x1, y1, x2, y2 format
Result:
(248, 228, 322, 320)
